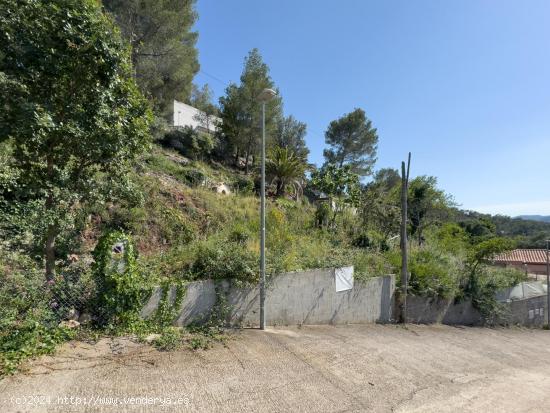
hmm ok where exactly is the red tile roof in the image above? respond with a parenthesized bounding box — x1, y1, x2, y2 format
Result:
(493, 249, 550, 264)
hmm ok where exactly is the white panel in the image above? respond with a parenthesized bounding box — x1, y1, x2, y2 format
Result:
(335, 266, 354, 292)
(173, 100, 220, 132)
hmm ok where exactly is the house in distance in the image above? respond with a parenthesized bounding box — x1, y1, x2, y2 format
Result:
(172, 100, 220, 134)
(493, 249, 549, 277)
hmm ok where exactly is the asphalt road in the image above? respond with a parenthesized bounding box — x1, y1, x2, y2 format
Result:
(2, 324, 550, 412)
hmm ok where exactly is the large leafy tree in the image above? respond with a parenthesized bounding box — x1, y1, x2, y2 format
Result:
(323, 108, 378, 176)
(361, 171, 453, 242)
(408, 176, 453, 245)
(103, 0, 199, 116)
(361, 168, 401, 237)
(310, 164, 360, 228)
(273, 115, 309, 162)
(371, 168, 401, 192)
(218, 49, 282, 173)
(0, 0, 152, 279)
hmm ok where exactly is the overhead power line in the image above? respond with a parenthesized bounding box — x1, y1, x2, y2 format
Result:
(199, 69, 230, 87)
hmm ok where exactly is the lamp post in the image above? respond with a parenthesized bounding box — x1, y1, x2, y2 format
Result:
(257, 88, 277, 330)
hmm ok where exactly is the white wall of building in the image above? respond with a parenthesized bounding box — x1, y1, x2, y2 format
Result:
(173, 100, 220, 133)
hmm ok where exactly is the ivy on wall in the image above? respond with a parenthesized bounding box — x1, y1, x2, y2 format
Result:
(92, 231, 150, 327)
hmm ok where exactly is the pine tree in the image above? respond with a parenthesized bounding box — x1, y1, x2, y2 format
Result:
(218, 49, 282, 173)
(323, 108, 378, 176)
(103, 0, 199, 116)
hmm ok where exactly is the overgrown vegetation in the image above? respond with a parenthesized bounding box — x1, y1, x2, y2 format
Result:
(2, 0, 545, 378)
(0, 248, 76, 375)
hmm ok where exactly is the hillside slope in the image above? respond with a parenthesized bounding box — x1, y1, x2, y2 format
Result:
(92, 145, 393, 283)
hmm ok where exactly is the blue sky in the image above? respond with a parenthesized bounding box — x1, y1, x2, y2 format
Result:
(193, 0, 550, 216)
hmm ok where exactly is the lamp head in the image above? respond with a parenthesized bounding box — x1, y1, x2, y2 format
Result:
(257, 88, 277, 102)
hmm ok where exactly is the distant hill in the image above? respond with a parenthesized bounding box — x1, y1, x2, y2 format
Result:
(454, 210, 550, 248)
(517, 215, 550, 223)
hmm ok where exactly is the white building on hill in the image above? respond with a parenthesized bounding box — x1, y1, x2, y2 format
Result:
(173, 100, 220, 134)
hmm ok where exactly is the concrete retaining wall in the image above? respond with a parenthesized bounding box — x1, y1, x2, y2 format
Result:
(230, 269, 395, 327)
(141, 268, 395, 327)
(405, 296, 483, 325)
(405, 294, 549, 327)
(502, 295, 547, 327)
(140, 269, 547, 328)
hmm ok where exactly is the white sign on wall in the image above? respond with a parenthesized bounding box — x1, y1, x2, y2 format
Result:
(335, 266, 354, 292)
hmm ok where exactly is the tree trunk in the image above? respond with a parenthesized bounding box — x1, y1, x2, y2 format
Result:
(329, 198, 338, 228)
(276, 180, 285, 197)
(244, 134, 256, 175)
(45, 155, 56, 281)
(45, 226, 56, 281)
(244, 150, 250, 174)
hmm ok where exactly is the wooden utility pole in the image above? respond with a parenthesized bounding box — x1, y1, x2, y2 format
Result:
(400, 153, 411, 323)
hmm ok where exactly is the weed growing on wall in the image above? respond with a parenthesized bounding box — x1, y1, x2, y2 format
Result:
(151, 282, 188, 327)
(185, 281, 231, 349)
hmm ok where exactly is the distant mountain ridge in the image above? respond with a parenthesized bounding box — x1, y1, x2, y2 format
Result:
(517, 215, 550, 223)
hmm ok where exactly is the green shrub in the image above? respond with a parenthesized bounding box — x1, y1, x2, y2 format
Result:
(157, 206, 195, 246)
(161, 126, 216, 160)
(314, 202, 330, 228)
(352, 229, 389, 251)
(465, 266, 526, 324)
(0, 250, 47, 331)
(408, 249, 460, 298)
(0, 248, 76, 376)
(463, 238, 526, 323)
(228, 223, 251, 244)
(428, 223, 469, 253)
(386, 246, 461, 298)
(275, 198, 298, 211)
(233, 175, 255, 194)
(150, 282, 187, 328)
(352, 251, 393, 280)
(189, 241, 257, 283)
(152, 327, 184, 351)
(181, 168, 207, 187)
(1, 323, 75, 376)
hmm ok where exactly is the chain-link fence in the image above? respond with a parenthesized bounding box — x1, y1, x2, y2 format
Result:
(39, 258, 109, 327)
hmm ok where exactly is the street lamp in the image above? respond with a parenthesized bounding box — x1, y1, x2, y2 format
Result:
(257, 88, 277, 330)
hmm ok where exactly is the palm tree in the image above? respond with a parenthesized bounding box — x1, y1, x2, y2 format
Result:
(266, 147, 306, 198)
